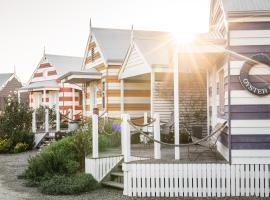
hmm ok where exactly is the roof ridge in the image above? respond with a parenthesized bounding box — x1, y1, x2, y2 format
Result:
(92, 27, 170, 34)
(45, 53, 83, 59)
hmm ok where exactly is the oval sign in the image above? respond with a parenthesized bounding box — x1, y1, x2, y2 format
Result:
(239, 54, 270, 96)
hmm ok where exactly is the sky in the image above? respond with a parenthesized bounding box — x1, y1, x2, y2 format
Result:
(0, 0, 211, 83)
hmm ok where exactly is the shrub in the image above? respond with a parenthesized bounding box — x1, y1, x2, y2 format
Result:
(0, 138, 11, 153)
(23, 136, 80, 182)
(39, 173, 99, 195)
(0, 96, 34, 153)
(14, 142, 29, 153)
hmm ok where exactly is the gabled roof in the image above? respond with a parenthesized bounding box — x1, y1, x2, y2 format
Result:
(45, 54, 83, 76)
(91, 27, 170, 63)
(133, 37, 173, 67)
(222, 0, 270, 13)
(0, 73, 14, 87)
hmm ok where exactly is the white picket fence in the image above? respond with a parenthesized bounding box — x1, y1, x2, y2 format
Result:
(123, 163, 270, 197)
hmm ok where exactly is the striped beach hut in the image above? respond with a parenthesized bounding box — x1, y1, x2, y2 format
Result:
(20, 53, 83, 119)
(59, 27, 169, 118)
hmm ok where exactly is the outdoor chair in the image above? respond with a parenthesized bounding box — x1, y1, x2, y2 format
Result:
(185, 121, 227, 161)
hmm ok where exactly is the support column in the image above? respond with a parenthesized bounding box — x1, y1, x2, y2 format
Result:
(43, 89, 46, 107)
(90, 85, 95, 116)
(32, 110, 36, 133)
(72, 88, 75, 120)
(121, 114, 130, 162)
(82, 90, 86, 117)
(29, 92, 32, 108)
(92, 112, 99, 158)
(18, 91, 21, 104)
(150, 70, 155, 117)
(56, 108, 60, 132)
(45, 108, 49, 133)
(173, 47, 180, 160)
(120, 79, 124, 114)
(154, 113, 161, 159)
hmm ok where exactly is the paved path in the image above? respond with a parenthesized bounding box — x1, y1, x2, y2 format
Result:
(0, 151, 266, 200)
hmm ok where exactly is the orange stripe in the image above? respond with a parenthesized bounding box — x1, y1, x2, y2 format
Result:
(88, 42, 96, 50)
(108, 65, 121, 69)
(125, 90, 150, 97)
(95, 63, 106, 71)
(104, 75, 119, 83)
(106, 103, 150, 111)
(85, 52, 101, 64)
(125, 79, 149, 83)
(107, 90, 120, 97)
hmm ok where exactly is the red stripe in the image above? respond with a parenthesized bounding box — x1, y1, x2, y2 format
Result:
(48, 70, 57, 76)
(39, 63, 51, 68)
(60, 88, 73, 92)
(59, 106, 82, 110)
(33, 72, 43, 78)
(59, 97, 79, 101)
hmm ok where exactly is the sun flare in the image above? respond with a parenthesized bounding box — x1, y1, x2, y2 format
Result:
(171, 30, 196, 44)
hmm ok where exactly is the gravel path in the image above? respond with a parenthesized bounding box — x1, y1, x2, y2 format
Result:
(0, 150, 267, 200)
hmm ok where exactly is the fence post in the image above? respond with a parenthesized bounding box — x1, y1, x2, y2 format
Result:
(122, 114, 130, 162)
(45, 108, 49, 133)
(56, 108, 60, 132)
(32, 110, 36, 133)
(92, 113, 99, 158)
(154, 113, 161, 159)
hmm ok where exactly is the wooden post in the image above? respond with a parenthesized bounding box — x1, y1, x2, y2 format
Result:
(154, 113, 161, 159)
(45, 108, 49, 133)
(43, 89, 46, 106)
(82, 90, 86, 117)
(18, 91, 21, 104)
(72, 88, 75, 120)
(120, 79, 124, 114)
(122, 114, 130, 162)
(56, 108, 60, 132)
(173, 46, 180, 160)
(32, 110, 36, 133)
(92, 112, 99, 158)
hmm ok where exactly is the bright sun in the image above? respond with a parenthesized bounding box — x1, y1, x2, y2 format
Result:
(171, 30, 196, 44)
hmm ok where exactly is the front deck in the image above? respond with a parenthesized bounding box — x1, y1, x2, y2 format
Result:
(98, 144, 226, 163)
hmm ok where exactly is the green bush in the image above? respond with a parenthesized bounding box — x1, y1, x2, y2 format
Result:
(0, 138, 11, 153)
(14, 142, 29, 153)
(0, 96, 34, 153)
(180, 132, 192, 144)
(23, 136, 80, 182)
(39, 173, 99, 195)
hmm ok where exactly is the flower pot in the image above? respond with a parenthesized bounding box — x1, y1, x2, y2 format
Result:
(68, 121, 79, 131)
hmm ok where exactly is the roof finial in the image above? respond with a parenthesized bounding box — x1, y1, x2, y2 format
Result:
(13, 65, 16, 75)
(130, 24, 134, 43)
(89, 17, 92, 32)
(43, 45, 46, 56)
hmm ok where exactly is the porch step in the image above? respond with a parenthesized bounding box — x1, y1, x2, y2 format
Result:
(102, 181, 123, 189)
(111, 172, 123, 177)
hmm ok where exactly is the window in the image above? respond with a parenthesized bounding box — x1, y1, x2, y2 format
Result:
(219, 69, 225, 114)
(102, 81, 106, 109)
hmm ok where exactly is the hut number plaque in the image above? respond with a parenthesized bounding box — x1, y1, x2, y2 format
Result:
(239, 54, 270, 96)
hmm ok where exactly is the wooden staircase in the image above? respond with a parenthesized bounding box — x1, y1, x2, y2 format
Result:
(102, 161, 124, 189)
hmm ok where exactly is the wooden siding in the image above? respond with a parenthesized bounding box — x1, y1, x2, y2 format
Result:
(0, 77, 25, 111)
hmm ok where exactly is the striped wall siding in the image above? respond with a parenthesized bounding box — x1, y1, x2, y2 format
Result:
(227, 21, 270, 163)
(29, 58, 83, 116)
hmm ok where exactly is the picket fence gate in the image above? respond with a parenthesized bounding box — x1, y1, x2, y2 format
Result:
(123, 163, 270, 197)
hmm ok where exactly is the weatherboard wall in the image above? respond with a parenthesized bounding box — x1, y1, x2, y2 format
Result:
(227, 18, 270, 164)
